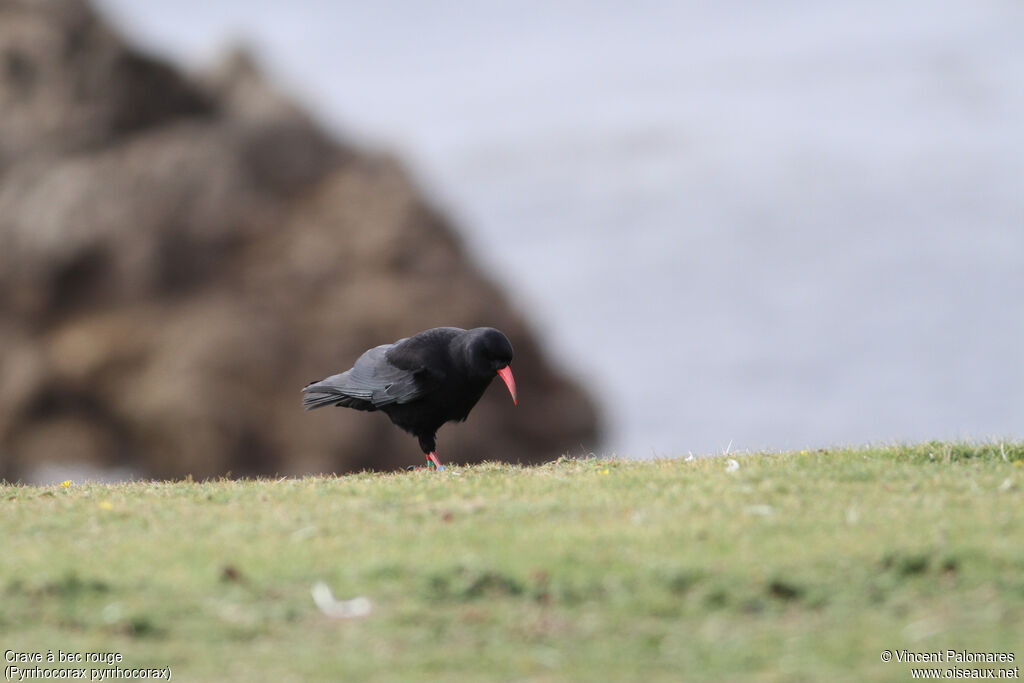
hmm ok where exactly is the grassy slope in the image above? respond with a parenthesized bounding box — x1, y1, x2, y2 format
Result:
(2, 443, 1023, 682)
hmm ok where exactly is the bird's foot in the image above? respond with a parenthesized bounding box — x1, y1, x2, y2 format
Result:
(426, 452, 446, 471)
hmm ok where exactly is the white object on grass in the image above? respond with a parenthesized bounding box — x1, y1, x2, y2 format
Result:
(311, 582, 372, 619)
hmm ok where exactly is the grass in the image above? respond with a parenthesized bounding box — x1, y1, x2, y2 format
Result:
(2, 442, 1023, 682)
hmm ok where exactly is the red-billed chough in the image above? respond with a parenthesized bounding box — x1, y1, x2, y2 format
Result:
(302, 327, 517, 471)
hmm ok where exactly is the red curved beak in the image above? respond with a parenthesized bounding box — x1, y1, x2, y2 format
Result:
(497, 365, 517, 405)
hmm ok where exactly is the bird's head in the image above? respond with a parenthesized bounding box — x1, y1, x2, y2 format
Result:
(466, 327, 517, 405)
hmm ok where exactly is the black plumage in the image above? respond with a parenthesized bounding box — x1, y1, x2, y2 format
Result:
(302, 327, 517, 470)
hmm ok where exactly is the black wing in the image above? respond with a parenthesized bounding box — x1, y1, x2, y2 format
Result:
(302, 339, 443, 411)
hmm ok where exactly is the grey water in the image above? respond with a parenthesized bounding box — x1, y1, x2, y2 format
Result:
(97, 0, 1024, 457)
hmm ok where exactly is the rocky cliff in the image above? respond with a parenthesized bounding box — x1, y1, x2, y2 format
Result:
(0, 0, 600, 481)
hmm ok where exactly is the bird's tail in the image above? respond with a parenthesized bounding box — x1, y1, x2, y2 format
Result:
(302, 377, 345, 410)
(302, 373, 377, 411)
(302, 389, 342, 410)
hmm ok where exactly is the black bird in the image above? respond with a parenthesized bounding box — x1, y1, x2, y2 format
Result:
(302, 327, 517, 471)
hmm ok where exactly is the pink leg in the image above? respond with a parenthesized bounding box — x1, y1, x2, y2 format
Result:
(426, 452, 446, 471)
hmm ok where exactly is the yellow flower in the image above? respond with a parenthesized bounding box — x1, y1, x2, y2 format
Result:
(98, 501, 114, 511)
(60, 480, 72, 488)
(800, 450, 809, 456)
(600, 469, 610, 475)
(1015, 461, 1023, 467)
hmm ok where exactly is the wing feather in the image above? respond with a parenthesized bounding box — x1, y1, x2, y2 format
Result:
(302, 339, 442, 410)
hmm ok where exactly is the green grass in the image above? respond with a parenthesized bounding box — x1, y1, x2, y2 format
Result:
(2, 443, 1023, 682)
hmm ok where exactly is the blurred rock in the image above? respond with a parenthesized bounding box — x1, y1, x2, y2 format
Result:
(0, 0, 600, 481)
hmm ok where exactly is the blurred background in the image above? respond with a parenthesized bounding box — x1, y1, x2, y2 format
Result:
(1, 1, 1021, 481)
(96, 0, 1024, 454)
